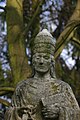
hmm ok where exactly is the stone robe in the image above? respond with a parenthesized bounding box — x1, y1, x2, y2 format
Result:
(5, 78, 80, 120)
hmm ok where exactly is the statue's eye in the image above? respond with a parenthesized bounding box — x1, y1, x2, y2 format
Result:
(44, 56, 49, 59)
(36, 56, 40, 59)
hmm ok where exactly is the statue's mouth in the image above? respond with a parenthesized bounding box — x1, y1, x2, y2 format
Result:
(38, 65, 45, 68)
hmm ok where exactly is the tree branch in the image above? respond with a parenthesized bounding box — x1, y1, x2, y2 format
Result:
(0, 6, 5, 11)
(0, 98, 11, 107)
(23, 0, 45, 38)
(54, 21, 80, 59)
(0, 87, 15, 96)
(0, 87, 15, 92)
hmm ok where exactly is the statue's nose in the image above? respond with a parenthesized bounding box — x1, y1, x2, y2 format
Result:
(39, 62, 43, 65)
(39, 57, 43, 65)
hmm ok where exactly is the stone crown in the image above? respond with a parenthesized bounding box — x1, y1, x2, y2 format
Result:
(32, 29, 55, 55)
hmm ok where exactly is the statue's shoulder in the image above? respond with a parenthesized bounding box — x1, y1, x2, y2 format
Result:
(16, 78, 34, 90)
(52, 78, 72, 90)
(11, 78, 35, 102)
(59, 80, 72, 89)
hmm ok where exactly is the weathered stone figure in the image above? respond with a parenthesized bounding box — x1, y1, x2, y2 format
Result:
(5, 29, 80, 120)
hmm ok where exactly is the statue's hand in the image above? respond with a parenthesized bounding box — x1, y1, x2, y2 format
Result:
(15, 106, 31, 118)
(42, 104, 60, 119)
(15, 105, 36, 119)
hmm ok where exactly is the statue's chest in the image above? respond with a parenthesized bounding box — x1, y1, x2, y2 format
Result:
(26, 81, 61, 105)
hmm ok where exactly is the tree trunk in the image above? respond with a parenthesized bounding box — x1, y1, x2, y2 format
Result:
(6, 0, 32, 86)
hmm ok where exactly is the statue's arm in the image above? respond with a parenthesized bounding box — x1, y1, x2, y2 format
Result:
(5, 86, 28, 120)
(5, 83, 35, 120)
(4, 87, 21, 120)
(59, 83, 80, 120)
(5, 107, 22, 120)
(64, 83, 79, 109)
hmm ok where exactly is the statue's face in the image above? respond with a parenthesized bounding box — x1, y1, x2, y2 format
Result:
(32, 53, 52, 73)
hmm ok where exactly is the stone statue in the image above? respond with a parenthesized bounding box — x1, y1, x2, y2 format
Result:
(5, 29, 80, 120)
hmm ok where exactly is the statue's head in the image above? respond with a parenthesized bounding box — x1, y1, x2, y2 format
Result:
(31, 29, 56, 77)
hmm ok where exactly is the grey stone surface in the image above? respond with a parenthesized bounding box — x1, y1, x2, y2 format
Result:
(5, 29, 80, 120)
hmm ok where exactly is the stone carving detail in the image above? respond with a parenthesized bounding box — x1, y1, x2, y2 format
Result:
(5, 29, 80, 120)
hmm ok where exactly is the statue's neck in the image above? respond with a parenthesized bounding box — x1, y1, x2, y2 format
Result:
(34, 71, 51, 81)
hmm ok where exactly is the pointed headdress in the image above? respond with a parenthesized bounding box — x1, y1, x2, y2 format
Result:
(31, 29, 55, 55)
